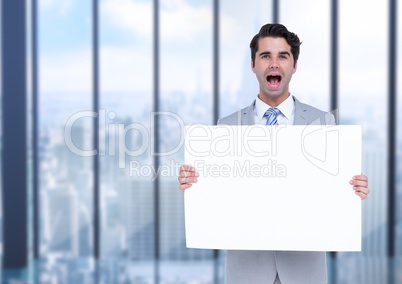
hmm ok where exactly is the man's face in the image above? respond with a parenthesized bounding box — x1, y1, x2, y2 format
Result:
(251, 36, 297, 106)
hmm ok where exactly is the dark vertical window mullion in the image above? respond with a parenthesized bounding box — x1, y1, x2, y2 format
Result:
(2, 0, 28, 269)
(213, 0, 219, 125)
(387, 1, 397, 283)
(32, 0, 39, 260)
(330, 0, 338, 120)
(387, 0, 397, 259)
(153, 0, 160, 283)
(329, 0, 338, 282)
(273, 0, 279, 24)
(92, 0, 100, 260)
(213, 0, 220, 283)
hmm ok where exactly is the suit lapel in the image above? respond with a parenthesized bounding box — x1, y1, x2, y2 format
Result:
(241, 101, 256, 125)
(240, 97, 311, 125)
(293, 96, 308, 125)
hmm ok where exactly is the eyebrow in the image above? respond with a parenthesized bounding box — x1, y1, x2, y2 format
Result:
(259, 51, 291, 57)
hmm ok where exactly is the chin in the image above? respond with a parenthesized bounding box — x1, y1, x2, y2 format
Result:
(263, 92, 284, 100)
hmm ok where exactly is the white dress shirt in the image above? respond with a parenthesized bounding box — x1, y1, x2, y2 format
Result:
(254, 94, 295, 125)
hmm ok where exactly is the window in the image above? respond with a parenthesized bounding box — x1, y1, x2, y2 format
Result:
(280, 0, 330, 111)
(99, 0, 154, 282)
(159, 0, 214, 282)
(38, 0, 94, 281)
(1, 1, 400, 283)
(337, 0, 388, 283)
(219, 0, 273, 118)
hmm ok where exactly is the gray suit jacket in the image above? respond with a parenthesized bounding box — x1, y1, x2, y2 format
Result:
(218, 96, 335, 284)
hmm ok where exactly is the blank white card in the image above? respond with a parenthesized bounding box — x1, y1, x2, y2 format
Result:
(184, 125, 361, 251)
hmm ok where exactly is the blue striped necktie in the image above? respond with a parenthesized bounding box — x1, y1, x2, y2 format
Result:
(264, 108, 280, 125)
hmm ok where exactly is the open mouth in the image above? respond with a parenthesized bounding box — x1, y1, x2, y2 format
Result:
(266, 74, 282, 88)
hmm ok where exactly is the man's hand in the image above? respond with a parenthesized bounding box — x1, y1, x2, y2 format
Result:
(178, 165, 199, 191)
(350, 174, 370, 200)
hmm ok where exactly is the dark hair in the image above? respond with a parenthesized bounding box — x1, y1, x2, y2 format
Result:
(250, 23, 301, 67)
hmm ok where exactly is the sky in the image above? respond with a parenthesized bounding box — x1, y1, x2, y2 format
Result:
(37, 0, 399, 121)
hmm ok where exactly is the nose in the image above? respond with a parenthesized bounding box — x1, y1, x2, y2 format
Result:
(269, 58, 279, 69)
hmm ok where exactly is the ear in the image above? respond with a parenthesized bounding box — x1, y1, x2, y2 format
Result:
(293, 61, 298, 74)
(251, 59, 255, 73)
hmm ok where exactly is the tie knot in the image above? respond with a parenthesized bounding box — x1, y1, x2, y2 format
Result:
(264, 108, 280, 125)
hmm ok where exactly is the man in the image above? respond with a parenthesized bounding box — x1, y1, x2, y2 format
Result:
(178, 23, 369, 284)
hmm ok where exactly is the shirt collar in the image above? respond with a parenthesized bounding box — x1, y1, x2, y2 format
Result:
(255, 94, 295, 120)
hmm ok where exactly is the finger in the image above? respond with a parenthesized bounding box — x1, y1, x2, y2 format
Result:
(179, 172, 199, 179)
(179, 170, 199, 179)
(178, 177, 198, 184)
(353, 186, 370, 195)
(179, 183, 193, 191)
(355, 190, 368, 200)
(180, 165, 197, 174)
(180, 165, 196, 172)
(349, 179, 368, 187)
(349, 175, 368, 186)
(352, 175, 368, 182)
